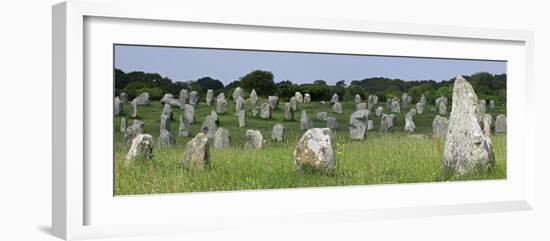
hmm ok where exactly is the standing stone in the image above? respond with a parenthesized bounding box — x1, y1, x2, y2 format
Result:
(479, 99, 487, 114)
(166, 99, 181, 108)
(435, 96, 448, 107)
(178, 114, 191, 137)
(213, 127, 230, 149)
(114, 97, 123, 116)
(404, 110, 416, 133)
(481, 113, 493, 136)
(119, 93, 128, 103)
(326, 116, 339, 129)
(348, 110, 369, 140)
(333, 102, 343, 114)
(271, 124, 284, 141)
(160, 93, 174, 104)
(300, 111, 313, 131)
(295, 92, 303, 104)
(330, 94, 339, 104)
(381, 113, 396, 132)
(283, 102, 294, 121)
(188, 91, 199, 106)
(316, 112, 329, 121)
(290, 96, 298, 111)
(160, 114, 171, 132)
(375, 106, 384, 117)
(390, 99, 400, 113)
(244, 130, 264, 149)
(131, 99, 138, 118)
(179, 89, 189, 107)
(250, 89, 258, 106)
(251, 106, 259, 117)
(235, 95, 245, 112)
(294, 128, 336, 173)
(216, 93, 227, 114)
(406, 96, 413, 107)
(232, 87, 244, 101)
(443, 76, 494, 175)
(438, 103, 447, 115)
(125, 134, 154, 162)
(124, 120, 144, 144)
(355, 94, 362, 104)
(260, 103, 272, 119)
(432, 115, 449, 139)
(268, 96, 279, 109)
(157, 129, 176, 148)
(304, 93, 311, 104)
(120, 117, 127, 133)
(184, 104, 195, 124)
(401, 93, 410, 108)
(200, 115, 217, 139)
(134, 92, 150, 105)
(162, 103, 173, 120)
(237, 110, 246, 127)
(373, 95, 379, 104)
(356, 103, 367, 111)
(489, 100, 496, 109)
(205, 89, 214, 106)
(367, 120, 374, 131)
(181, 133, 210, 170)
(495, 114, 506, 133)
(420, 94, 427, 105)
(416, 102, 424, 114)
(210, 110, 218, 124)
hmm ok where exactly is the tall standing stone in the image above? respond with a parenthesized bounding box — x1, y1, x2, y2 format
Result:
(416, 102, 424, 114)
(114, 97, 123, 116)
(479, 99, 487, 114)
(404, 110, 416, 133)
(283, 102, 294, 121)
(131, 99, 138, 118)
(124, 120, 144, 144)
(300, 110, 313, 130)
(495, 114, 506, 133)
(443, 76, 494, 175)
(348, 110, 369, 140)
(375, 106, 384, 117)
(304, 93, 311, 104)
(206, 89, 214, 106)
(188, 91, 199, 106)
(295, 92, 303, 104)
(268, 96, 279, 109)
(184, 104, 195, 124)
(235, 95, 245, 112)
(210, 110, 219, 124)
(290, 96, 298, 111)
(333, 102, 343, 114)
(367, 120, 374, 131)
(179, 89, 189, 107)
(120, 117, 127, 133)
(237, 110, 246, 127)
(294, 128, 336, 173)
(244, 130, 264, 149)
(160, 114, 171, 132)
(330, 94, 339, 104)
(181, 133, 210, 170)
(390, 99, 400, 113)
(216, 93, 227, 114)
(481, 113, 493, 136)
(213, 127, 230, 149)
(438, 103, 447, 115)
(326, 116, 339, 129)
(401, 93, 410, 108)
(420, 94, 427, 105)
(271, 124, 284, 141)
(232, 87, 244, 101)
(178, 114, 191, 137)
(125, 134, 154, 162)
(200, 115, 217, 139)
(489, 100, 495, 109)
(158, 129, 176, 148)
(162, 103, 173, 120)
(134, 92, 150, 106)
(260, 103, 272, 119)
(432, 115, 449, 139)
(250, 89, 258, 106)
(380, 113, 396, 132)
(355, 94, 362, 104)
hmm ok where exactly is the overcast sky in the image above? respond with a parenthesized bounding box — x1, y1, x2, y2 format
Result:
(114, 45, 506, 85)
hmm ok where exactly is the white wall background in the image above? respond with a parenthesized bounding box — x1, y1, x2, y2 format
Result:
(0, 0, 548, 240)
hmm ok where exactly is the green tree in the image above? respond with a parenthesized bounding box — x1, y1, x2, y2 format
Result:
(239, 70, 275, 96)
(196, 76, 224, 91)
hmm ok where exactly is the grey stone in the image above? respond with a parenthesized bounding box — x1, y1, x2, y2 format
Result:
(349, 109, 369, 140)
(326, 116, 339, 129)
(481, 113, 493, 136)
(356, 103, 367, 111)
(162, 103, 173, 120)
(131, 99, 138, 118)
(420, 94, 427, 105)
(182, 133, 210, 170)
(330, 94, 339, 104)
(200, 115, 217, 139)
(390, 99, 400, 113)
(183, 104, 195, 124)
(120, 117, 127, 133)
(235, 95, 245, 112)
(375, 106, 384, 117)
(432, 115, 449, 139)
(300, 110, 313, 130)
(250, 89, 258, 106)
(290, 97, 298, 111)
(119, 93, 128, 103)
(179, 89, 189, 107)
(316, 112, 329, 121)
(304, 93, 311, 104)
(213, 127, 230, 149)
(367, 120, 374, 131)
(245, 129, 264, 149)
(251, 106, 259, 117)
(134, 92, 150, 106)
(160, 93, 174, 104)
(188, 91, 199, 106)
(495, 114, 506, 133)
(404, 110, 416, 133)
(206, 89, 214, 106)
(489, 100, 495, 109)
(438, 103, 447, 115)
(166, 98, 181, 108)
(381, 113, 396, 132)
(294, 128, 336, 173)
(435, 96, 448, 107)
(237, 110, 246, 127)
(216, 93, 227, 114)
(125, 134, 154, 162)
(114, 97, 123, 116)
(295, 92, 303, 104)
(479, 99, 487, 114)
(158, 129, 176, 148)
(268, 96, 279, 109)
(271, 124, 284, 141)
(160, 114, 171, 132)
(443, 76, 495, 175)
(124, 119, 144, 144)
(283, 102, 294, 121)
(416, 102, 424, 114)
(333, 102, 343, 114)
(210, 110, 218, 124)
(233, 87, 244, 101)
(355, 94, 362, 104)
(260, 103, 272, 119)
(178, 114, 191, 137)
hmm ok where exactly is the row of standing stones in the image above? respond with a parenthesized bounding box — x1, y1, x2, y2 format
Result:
(118, 76, 506, 175)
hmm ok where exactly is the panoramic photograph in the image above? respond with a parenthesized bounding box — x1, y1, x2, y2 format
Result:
(113, 44, 507, 195)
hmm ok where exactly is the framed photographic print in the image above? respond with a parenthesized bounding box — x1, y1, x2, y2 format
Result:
(52, 0, 535, 240)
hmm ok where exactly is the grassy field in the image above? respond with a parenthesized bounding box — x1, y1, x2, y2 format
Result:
(114, 98, 506, 195)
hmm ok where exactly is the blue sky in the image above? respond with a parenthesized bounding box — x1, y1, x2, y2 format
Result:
(114, 45, 506, 85)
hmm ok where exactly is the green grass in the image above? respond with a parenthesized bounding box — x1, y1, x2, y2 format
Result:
(114, 99, 506, 195)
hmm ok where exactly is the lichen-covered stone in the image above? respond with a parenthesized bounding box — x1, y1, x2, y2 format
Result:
(272, 123, 284, 141)
(294, 128, 336, 174)
(181, 133, 210, 170)
(349, 110, 369, 140)
(213, 127, 230, 149)
(125, 134, 154, 162)
(244, 130, 264, 149)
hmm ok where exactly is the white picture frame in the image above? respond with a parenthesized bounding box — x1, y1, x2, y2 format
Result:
(52, 1, 535, 240)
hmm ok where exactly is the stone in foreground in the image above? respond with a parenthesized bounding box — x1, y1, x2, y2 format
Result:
(348, 110, 369, 140)
(443, 75, 495, 175)
(294, 128, 336, 174)
(182, 133, 211, 170)
(245, 129, 264, 149)
(213, 127, 230, 149)
(178, 114, 191, 137)
(125, 134, 154, 162)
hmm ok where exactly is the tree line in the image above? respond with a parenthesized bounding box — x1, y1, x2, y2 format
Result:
(115, 68, 506, 104)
